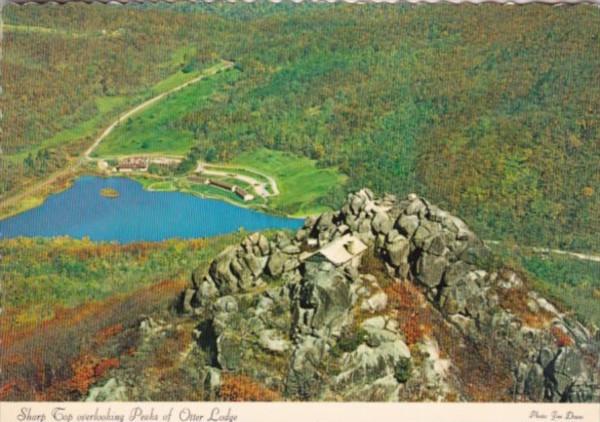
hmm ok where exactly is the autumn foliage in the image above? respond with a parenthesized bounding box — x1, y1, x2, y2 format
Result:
(0, 381, 19, 400)
(220, 374, 281, 402)
(0, 279, 186, 400)
(62, 355, 120, 395)
(551, 326, 574, 348)
(384, 282, 433, 345)
(496, 277, 553, 329)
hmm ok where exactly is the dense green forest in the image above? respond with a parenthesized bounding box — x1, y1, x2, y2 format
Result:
(2, 3, 599, 251)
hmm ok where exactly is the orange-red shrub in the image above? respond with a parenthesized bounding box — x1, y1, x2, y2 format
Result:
(68, 354, 98, 394)
(551, 326, 574, 347)
(94, 358, 120, 378)
(220, 374, 280, 401)
(95, 323, 124, 345)
(384, 282, 433, 345)
(0, 381, 17, 400)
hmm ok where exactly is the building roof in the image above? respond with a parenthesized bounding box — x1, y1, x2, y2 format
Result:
(307, 234, 368, 266)
(208, 179, 234, 190)
(118, 157, 148, 169)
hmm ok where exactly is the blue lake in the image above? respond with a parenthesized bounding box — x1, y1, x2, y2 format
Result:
(0, 176, 303, 243)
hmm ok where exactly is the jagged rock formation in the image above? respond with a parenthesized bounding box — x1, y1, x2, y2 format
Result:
(181, 189, 599, 402)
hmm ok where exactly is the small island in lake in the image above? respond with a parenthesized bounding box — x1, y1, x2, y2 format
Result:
(100, 188, 120, 198)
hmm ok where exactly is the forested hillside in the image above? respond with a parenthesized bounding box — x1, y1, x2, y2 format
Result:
(1, 5, 226, 198)
(2, 3, 599, 251)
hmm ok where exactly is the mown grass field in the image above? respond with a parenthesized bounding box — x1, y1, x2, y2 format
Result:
(93, 67, 240, 158)
(131, 174, 267, 207)
(234, 148, 347, 216)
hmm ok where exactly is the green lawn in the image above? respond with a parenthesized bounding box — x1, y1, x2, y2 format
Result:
(233, 148, 347, 216)
(205, 165, 272, 186)
(129, 174, 265, 207)
(188, 183, 244, 204)
(147, 180, 177, 191)
(94, 67, 239, 158)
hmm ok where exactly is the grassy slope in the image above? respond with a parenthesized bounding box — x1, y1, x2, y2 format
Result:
(1, 4, 228, 204)
(93, 68, 240, 157)
(234, 148, 347, 216)
(491, 243, 600, 326)
(0, 234, 244, 330)
(38, 76, 209, 164)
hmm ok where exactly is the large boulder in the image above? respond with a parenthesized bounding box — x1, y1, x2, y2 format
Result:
(335, 317, 411, 387)
(286, 335, 326, 399)
(292, 262, 354, 339)
(180, 190, 599, 403)
(546, 347, 586, 401)
(384, 233, 410, 274)
(415, 253, 448, 289)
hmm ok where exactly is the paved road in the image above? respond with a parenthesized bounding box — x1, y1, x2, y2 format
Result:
(484, 240, 600, 263)
(196, 162, 280, 198)
(84, 61, 233, 160)
(0, 61, 233, 214)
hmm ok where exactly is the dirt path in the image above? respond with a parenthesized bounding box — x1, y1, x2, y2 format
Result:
(0, 61, 233, 215)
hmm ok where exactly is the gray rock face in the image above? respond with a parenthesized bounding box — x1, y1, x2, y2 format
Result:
(415, 253, 448, 289)
(515, 340, 600, 402)
(396, 214, 420, 238)
(181, 190, 599, 403)
(259, 329, 291, 353)
(334, 316, 410, 397)
(184, 232, 300, 310)
(361, 290, 388, 313)
(217, 332, 242, 371)
(524, 363, 545, 402)
(286, 335, 326, 399)
(546, 347, 585, 400)
(86, 378, 127, 402)
(266, 250, 286, 277)
(372, 212, 393, 235)
(385, 234, 410, 275)
(291, 262, 354, 339)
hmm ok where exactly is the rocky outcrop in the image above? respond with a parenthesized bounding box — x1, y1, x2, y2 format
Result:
(180, 189, 599, 402)
(332, 316, 411, 401)
(86, 378, 127, 402)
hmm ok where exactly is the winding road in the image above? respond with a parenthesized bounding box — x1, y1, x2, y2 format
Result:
(0, 61, 234, 214)
(484, 240, 600, 263)
(1, 58, 598, 265)
(195, 162, 280, 198)
(84, 61, 233, 160)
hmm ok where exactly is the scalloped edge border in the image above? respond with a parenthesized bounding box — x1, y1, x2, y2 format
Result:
(5, 0, 600, 6)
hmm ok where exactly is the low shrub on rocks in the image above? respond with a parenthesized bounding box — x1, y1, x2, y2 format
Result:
(394, 357, 412, 383)
(220, 374, 280, 401)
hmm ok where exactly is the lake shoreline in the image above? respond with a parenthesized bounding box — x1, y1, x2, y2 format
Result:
(0, 176, 304, 243)
(0, 169, 318, 223)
